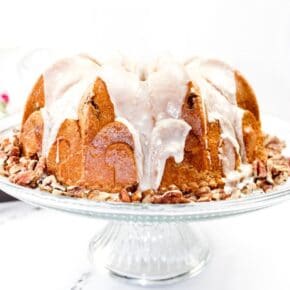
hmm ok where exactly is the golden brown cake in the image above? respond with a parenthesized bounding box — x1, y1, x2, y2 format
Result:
(17, 54, 269, 201)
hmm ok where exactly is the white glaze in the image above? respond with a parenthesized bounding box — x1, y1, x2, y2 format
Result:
(40, 54, 249, 191)
(223, 164, 253, 194)
(41, 55, 100, 156)
(99, 58, 190, 190)
(199, 59, 237, 104)
(185, 58, 246, 173)
(147, 119, 191, 189)
(41, 55, 190, 190)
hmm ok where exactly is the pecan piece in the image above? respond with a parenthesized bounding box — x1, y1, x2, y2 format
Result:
(264, 135, 285, 152)
(119, 188, 131, 202)
(8, 146, 20, 157)
(197, 195, 212, 202)
(34, 157, 46, 178)
(196, 186, 211, 197)
(9, 170, 36, 186)
(131, 191, 142, 202)
(9, 164, 23, 175)
(65, 187, 86, 198)
(253, 160, 267, 179)
(152, 190, 189, 204)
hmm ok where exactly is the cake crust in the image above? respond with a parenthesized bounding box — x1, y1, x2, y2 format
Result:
(14, 54, 287, 203)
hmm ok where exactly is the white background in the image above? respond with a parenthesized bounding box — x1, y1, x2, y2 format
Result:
(0, 0, 290, 120)
(1, 201, 290, 290)
(0, 0, 290, 289)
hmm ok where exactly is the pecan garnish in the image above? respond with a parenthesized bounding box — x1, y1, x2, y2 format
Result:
(8, 146, 20, 157)
(131, 191, 142, 202)
(264, 135, 285, 153)
(10, 170, 36, 186)
(119, 188, 131, 202)
(152, 190, 189, 204)
(196, 185, 211, 197)
(253, 160, 267, 179)
(0, 129, 289, 204)
(65, 186, 87, 198)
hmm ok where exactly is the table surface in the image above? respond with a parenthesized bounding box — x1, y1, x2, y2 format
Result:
(0, 201, 290, 290)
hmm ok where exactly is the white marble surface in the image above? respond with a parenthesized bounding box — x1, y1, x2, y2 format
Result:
(1, 201, 290, 290)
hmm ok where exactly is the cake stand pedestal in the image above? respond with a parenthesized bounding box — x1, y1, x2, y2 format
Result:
(88, 221, 209, 286)
(0, 113, 290, 288)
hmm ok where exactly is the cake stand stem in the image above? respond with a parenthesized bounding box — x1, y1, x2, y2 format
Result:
(88, 221, 210, 286)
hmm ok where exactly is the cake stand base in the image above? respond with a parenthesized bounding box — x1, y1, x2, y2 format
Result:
(88, 221, 210, 286)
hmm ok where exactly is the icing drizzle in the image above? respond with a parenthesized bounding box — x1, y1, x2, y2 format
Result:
(40, 54, 247, 191)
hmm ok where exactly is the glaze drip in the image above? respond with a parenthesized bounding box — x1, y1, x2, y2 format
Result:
(41, 54, 247, 191)
(185, 58, 246, 173)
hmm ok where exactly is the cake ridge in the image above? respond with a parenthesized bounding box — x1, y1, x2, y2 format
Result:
(20, 53, 265, 194)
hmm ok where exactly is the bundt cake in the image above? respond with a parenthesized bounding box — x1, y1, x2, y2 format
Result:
(17, 53, 268, 198)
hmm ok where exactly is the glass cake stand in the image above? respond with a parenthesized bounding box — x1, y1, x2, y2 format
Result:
(0, 114, 290, 287)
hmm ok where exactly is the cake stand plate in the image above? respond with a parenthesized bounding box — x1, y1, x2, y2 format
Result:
(0, 114, 290, 287)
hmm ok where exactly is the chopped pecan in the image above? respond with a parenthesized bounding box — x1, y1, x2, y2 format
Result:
(253, 160, 267, 179)
(274, 171, 288, 185)
(208, 179, 218, 189)
(0, 138, 10, 151)
(210, 189, 227, 200)
(38, 183, 53, 192)
(9, 164, 23, 175)
(241, 183, 257, 194)
(9, 170, 36, 186)
(230, 189, 242, 199)
(65, 187, 86, 198)
(28, 159, 38, 170)
(88, 191, 120, 202)
(219, 192, 232, 200)
(197, 195, 212, 202)
(264, 135, 285, 152)
(119, 188, 131, 202)
(31, 157, 46, 181)
(256, 179, 273, 192)
(8, 146, 20, 157)
(0, 164, 8, 176)
(19, 157, 29, 167)
(42, 175, 57, 186)
(196, 186, 211, 197)
(6, 156, 19, 166)
(0, 151, 7, 164)
(131, 191, 142, 202)
(142, 195, 153, 203)
(3, 143, 13, 154)
(152, 190, 189, 204)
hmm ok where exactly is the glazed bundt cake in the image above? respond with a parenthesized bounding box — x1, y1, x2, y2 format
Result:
(18, 54, 267, 198)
